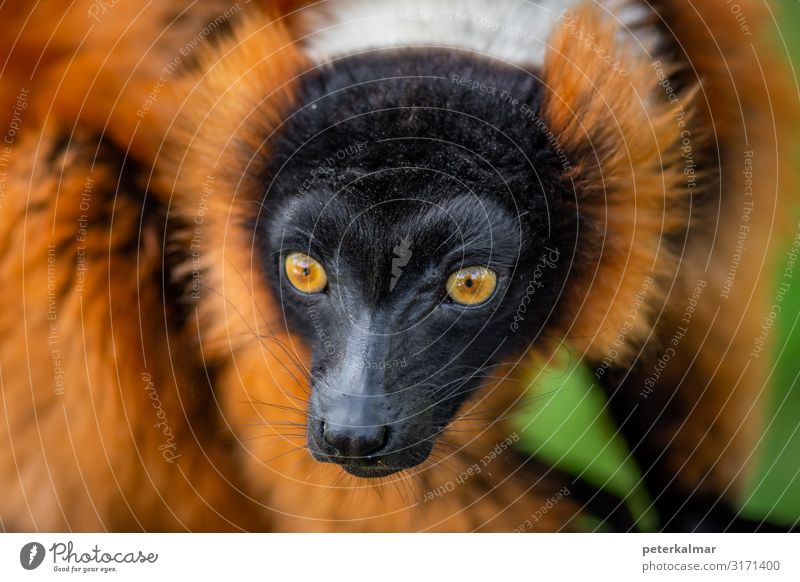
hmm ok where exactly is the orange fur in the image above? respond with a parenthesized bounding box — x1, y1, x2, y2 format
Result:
(0, 1, 579, 532)
(539, 1, 796, 499)
(540, 5, 688, 363)
(0, 0, 795, 531)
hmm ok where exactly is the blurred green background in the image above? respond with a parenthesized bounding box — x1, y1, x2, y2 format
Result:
(514, 1, 800, 529)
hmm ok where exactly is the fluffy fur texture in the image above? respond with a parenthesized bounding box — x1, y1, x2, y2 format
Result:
(0, 0, 795, 531)
(299, 0, 658, 66)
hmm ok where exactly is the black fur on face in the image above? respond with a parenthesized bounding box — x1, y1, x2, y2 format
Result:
(256, 49, 578, 477)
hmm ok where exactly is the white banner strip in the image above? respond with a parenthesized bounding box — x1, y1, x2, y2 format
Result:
(0, 533, 797, 581)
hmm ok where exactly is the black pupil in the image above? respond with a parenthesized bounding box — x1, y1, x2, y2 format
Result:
(465, 277, 474, 288)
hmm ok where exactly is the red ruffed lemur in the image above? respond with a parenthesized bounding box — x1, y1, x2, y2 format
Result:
(0, 0, 795, 532)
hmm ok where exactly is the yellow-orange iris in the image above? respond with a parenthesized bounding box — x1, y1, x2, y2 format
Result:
(445, 266, 497, 306)
(285, 252, 328, 294)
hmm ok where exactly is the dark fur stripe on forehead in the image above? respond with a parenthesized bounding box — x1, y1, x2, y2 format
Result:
(267, 49, 561, 183)
(262, 48, 579, 261)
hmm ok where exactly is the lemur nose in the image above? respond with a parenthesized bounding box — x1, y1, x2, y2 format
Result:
(322, 422, 388, 458)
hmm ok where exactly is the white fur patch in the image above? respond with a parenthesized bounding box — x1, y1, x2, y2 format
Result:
(300, 0, 658, 67)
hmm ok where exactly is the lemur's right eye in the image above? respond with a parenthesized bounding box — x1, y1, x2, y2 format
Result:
(285, 252, 328, 294)
(445, 265, 497, 306)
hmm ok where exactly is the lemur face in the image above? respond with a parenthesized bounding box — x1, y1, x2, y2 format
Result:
(258, 51, 576, 477)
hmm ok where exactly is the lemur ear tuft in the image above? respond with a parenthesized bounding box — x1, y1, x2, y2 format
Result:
(540, 5, 694, 363)
(155, 9, 307, 213)
(151, 9, 309, 360)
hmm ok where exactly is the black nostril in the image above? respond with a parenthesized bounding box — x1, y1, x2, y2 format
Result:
(322, 423, 388, 458)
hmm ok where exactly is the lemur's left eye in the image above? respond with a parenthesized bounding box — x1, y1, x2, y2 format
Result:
(445, 266, 497, 306)
(285, 252, 328, 294)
